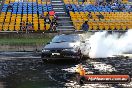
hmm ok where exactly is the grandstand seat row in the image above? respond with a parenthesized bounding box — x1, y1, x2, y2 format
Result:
(69, 12, 132, 30)
(0, 12, 53, 31)
(5, 0, 51, 4)
(70, 12, 132, 21)
(66, 4, 132, 12)
(0, 23, 51, 31)
(73, 21, 132, 30)
(64, 0, 129, 4)
(64, 0, 97, 4)
(2, 4, 53, 14)
(0, 0, 53, 31)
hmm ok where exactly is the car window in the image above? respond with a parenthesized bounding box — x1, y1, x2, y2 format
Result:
(52, 34, 80, 43)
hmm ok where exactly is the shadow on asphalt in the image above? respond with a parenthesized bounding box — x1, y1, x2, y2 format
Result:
(42, 58, 88, 65)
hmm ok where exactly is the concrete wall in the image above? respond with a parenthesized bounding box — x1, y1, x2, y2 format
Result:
(0, 45, 43, 52)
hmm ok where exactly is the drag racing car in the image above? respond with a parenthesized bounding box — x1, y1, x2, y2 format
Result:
(41, 34, 90, 61)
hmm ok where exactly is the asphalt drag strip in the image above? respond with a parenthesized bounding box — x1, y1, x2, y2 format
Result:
(63, 57, 132, 88)
(0, 52, 132, 88)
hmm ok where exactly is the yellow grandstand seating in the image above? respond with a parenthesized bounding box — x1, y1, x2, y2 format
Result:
(88, 22, 92, 30)
(109, 22, 115, 30)
(11, 17, 16, 22)
(104, 22, 109, 30)
(5, 18, 10, 23)
(122, 0, 129, 3)
(3, 23, 9, 31)
(15, 25, 20, 31)
(70, 12, 132, 30)
(0, 17, 5, 23)
(121, 22, 127, 30)
(9, 23, 14, 31)
(127, 22, 132, 29)
(46, 24, 50, 30)
(115, 22, 121, 30)
(40, 24, 45, 30)
(34, 24, 38, 31)
(0, 0, 52, 32)
(92, 22, 98, 30)
(0, 23, 3, 31)
(98, 22, 104, 30)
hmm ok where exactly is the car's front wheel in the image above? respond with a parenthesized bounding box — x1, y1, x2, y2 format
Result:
(41, 54, 48, 63)
(42, 59, 48, 63)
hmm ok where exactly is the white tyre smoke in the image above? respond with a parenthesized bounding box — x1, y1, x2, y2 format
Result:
(82, 30, 132, 58)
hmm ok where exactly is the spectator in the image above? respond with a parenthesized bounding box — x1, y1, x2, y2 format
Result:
(37, 11, 39, 17)
(51, 18, 58, 31)
(118, 4, 124, 11)
(40, 13, 45, 19)
(67, 5, 74, 16)
(96, 12, 104, 19)
(7, 4, 13, 11)
(53, 14, 58, 20)
(21, 21, 26, 31)
(102, 1, 107, 6)
(127, 5, 132, 12)
(44, 14, 51, 24)
(96, 0, 104, 5)
(67, 5, 73, 11)
(94, 2, 98, 6)
(82, 0, 86, 6)
(111, 4, 118, 10)
(81, 21, 89, 31)
(27, 22, 33, 32)
(44, 24, 46, 30)
(87, 12, 93, 19)
(99, 0, 104, 5)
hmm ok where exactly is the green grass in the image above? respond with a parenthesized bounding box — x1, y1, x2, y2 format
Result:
(0, 37, 52, 46)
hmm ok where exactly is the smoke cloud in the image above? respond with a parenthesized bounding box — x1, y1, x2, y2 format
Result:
(84, 30, 132, 58)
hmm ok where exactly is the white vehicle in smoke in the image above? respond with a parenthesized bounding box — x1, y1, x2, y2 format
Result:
(41, 34, 91, 61)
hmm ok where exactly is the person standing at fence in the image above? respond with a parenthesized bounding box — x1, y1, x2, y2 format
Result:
(96, 12, 104, 19)
(40, 12, 45, 19)
(27, 22, 33, 33)
(7, 4, 13, 11)
(81, 21, 89, 31)
(82, 0, 86, 6)
(67, 5, 74, 16)
(44, 14, 51, 24)
(51, 18, 58, 31)
(21, 21, 26, 32)
(87, 12, 93, 19)
(53, 14, 58, 20)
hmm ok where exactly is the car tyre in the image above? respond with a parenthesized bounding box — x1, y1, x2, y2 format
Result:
(41, 54, 48, 63)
